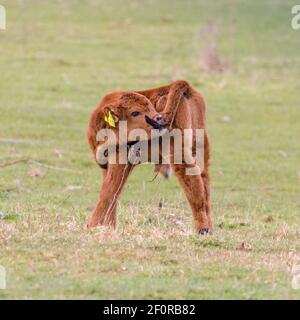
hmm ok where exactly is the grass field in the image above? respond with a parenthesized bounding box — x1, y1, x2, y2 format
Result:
(0, 0, 300, 299)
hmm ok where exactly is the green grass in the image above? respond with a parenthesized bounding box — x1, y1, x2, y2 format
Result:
(0, 0, 300, 299)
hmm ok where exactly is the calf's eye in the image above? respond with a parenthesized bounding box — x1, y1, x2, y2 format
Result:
(131, 111, 140, 117)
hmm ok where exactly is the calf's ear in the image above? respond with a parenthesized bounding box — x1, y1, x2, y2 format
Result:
(103, 104, 125, 128)
(103, 107, 118, 128)
(87, 101, 124, 160)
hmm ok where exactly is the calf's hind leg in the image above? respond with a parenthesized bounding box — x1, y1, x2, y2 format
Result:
(201, 169, 212, 230)
(171, 163, 210, 234)
(201, 132, 212, 230)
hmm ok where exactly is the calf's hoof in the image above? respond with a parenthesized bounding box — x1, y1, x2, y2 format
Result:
(198, 228, 213, 235)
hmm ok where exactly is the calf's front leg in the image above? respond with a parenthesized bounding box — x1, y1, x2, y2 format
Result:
(87, 163, 133, 228)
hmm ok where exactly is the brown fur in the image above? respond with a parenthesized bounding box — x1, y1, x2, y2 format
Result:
(86, 80, 212, 234)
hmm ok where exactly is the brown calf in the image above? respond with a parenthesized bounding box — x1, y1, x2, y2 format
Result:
(86, 80, 212, 234)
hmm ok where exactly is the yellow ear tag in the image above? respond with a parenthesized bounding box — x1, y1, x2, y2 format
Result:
(104, 111, 116, 127)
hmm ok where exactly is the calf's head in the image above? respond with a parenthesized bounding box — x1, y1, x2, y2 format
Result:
(102, 92, 166, 141)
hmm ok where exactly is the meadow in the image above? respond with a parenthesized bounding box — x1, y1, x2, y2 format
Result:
(0, 0, 299, 299)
